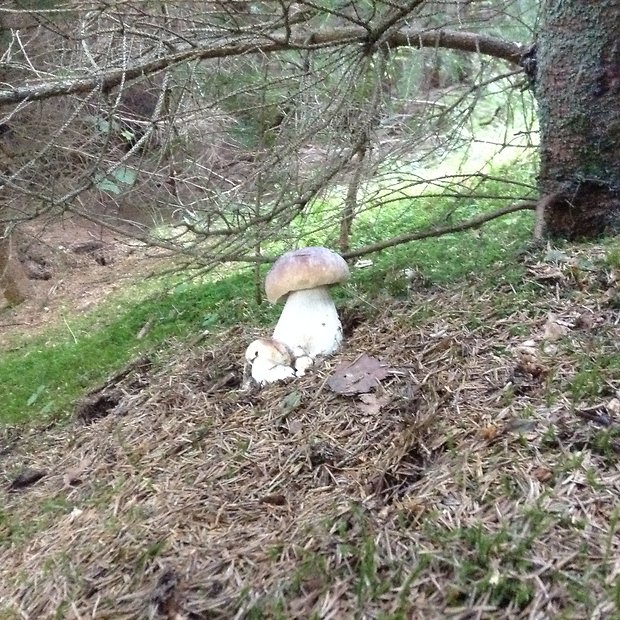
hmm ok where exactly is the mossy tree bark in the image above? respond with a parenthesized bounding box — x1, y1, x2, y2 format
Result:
(536, 0, 620, 238)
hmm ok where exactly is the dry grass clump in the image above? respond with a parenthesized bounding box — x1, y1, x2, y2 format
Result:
(1, 245, 619, 619)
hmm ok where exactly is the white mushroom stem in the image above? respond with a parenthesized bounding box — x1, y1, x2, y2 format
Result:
(271, 286, 343, 359)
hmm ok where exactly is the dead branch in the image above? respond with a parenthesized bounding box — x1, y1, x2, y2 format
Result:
(200, 201, 537, 265)
(342, 201, 537, 259)
(0, 27, 526, 106)
(533, 192, 563, 240)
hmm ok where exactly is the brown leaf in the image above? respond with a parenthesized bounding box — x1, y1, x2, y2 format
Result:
(326, 354, 390, 395)
(357, 393, 391, 415)
(532, 466, 553, 483)
(480, 424, 500, 441)
(514, 342, 547, 377)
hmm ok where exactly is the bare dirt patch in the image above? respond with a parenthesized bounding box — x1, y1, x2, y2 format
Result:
(1, 244, 619, 618)
(0, 218, 173, 347)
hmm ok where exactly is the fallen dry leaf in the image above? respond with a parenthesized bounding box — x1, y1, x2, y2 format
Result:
(542, 314, 569, 341)
(532, 466, 553, 483)
(326, 354, 391, 395)
(514, 342, 547, 377)
(480, 424, 500, 441)
(357, 393, 391, 415)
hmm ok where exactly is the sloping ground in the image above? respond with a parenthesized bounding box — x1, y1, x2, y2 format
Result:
(1, 245, 619, 619)
(0, 219, 172, 348)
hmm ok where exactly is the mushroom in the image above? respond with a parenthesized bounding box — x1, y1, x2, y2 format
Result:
(265, 246, 350, 360)
(293, 352, 314, 377)
(245, 337, 295, 385)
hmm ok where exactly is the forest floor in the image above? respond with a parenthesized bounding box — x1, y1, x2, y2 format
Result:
(1, 240, 620, 619)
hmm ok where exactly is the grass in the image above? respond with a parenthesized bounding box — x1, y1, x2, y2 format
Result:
(2, 149, 618, 431)
(4, 46, 620, 619)
(0, 227, 526, 425)
(1, 15, 618, 611)
(0, 270, 278, 424)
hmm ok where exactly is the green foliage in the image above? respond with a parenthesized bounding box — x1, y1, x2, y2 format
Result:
(420, 514, 548, 611)
(605, 247, 620, 269)
(306, 156, 537, 292)
(568, 353, 620, 402)
(0, 146, 539, 426)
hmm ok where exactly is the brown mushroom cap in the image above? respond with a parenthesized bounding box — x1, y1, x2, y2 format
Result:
(265, 246, 350, 303)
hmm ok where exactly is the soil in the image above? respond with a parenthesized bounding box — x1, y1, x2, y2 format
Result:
(0, 217, 172, 347)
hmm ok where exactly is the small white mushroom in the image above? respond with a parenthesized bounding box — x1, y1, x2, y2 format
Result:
(244, 337, 295, 385)
(265, 247, 350, 360)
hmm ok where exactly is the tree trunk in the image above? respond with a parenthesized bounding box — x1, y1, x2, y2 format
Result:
(536, 0, 620, 239)
(0, 231, 32, 306)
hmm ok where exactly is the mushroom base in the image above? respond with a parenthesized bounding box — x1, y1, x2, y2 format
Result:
(272, 287, 343, 358)
(250, 358, 295, 385)
(245, 338, 296, 386)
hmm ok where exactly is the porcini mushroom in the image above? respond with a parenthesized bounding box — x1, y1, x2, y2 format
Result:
(245, 337, 295, 385)
(265, 246, 350, 359)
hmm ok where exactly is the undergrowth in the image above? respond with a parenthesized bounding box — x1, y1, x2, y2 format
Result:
(1, 227, 619, 618)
